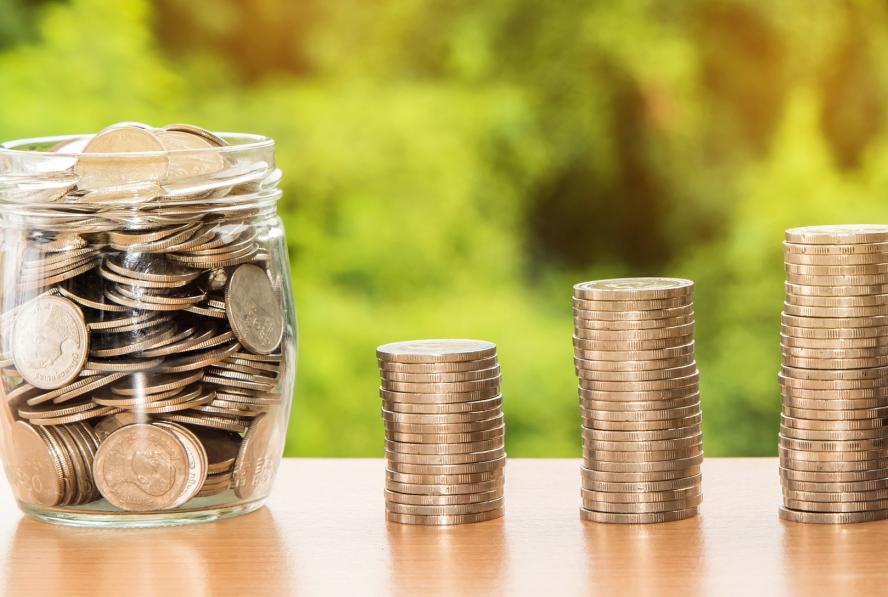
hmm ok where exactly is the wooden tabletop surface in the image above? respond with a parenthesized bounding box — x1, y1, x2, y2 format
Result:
(0, 457, 885, 596)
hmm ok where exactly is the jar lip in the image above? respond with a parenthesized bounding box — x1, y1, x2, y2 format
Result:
(0, 132, 274, 159)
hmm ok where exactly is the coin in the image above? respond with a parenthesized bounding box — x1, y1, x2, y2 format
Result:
(385, 497, 504, 516)
(377, 356, 499, 373)
(386, 506, 504, 525)
(384, 488, 503, 506)
(778, 506, 888, 524)
(232, 413, 281, 499)
(12, 296, 89, 390)
(377, 339, 497, 363)
(582, 494, 703, 514)
(784, 224, 888, 245)
(76, 126, 169, 189)
(579, 507, 698, 524)
(93, 423, 191, 511)
(8, 421, 64, 507)
(225, 264, 283, 355)
(573, 278, 694, 300)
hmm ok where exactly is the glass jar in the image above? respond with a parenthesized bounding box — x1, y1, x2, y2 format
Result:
(0, 124, 296, 527)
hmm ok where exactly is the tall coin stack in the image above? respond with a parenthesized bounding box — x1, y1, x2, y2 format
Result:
(377, 339, 506, 525)
(779, 225, 888, 524)
(573, 278, 703, 523)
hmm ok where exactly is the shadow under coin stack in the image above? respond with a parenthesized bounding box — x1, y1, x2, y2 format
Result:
(377, 339, 506, 525)
(779, 225, 888, 524)
(573, 278, 703, 523)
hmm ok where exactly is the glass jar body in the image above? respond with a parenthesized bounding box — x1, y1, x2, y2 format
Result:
(0, 132, 296, 527)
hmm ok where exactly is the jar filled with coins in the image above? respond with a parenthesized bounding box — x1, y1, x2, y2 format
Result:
(0, 123, 296, 526)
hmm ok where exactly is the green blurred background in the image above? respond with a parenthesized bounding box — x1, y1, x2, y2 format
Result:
(2, 0, 886, 457)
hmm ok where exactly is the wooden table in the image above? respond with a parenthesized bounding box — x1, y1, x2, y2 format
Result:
(0, 458, 885, 596)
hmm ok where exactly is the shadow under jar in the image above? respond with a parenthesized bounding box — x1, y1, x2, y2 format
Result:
(0, 124, 296, 527)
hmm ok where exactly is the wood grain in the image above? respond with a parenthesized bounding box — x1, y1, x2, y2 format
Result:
(0, 458, 883, 596)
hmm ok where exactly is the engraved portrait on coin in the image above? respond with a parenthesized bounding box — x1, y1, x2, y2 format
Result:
(12, 296, 88, 389)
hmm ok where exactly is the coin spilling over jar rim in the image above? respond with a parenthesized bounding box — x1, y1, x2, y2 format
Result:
(0, 123, 294, 527)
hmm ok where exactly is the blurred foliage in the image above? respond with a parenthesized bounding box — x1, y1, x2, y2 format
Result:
(2, 0, 888, 456)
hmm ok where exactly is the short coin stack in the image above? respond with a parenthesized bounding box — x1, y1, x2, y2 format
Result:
(779, 225, 888, 524)
(573, 278, 703, 523)
(377, 339, 506, 525)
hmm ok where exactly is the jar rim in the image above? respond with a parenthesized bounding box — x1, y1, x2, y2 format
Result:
(0, 132, 274, 159)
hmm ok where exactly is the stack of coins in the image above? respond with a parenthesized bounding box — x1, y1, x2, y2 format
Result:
(0, 122, 289, 512)
(377, 339, 506, 525)
(779, 225, 888, 524)
(572, 278, 703, 523)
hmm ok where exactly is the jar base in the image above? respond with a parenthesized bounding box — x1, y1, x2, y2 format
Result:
(18, 497, 267, 528)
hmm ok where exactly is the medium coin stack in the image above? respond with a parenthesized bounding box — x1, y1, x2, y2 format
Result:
(0, 122, 287, 512)
(573, 278, 703, 523)
(377, 339, 506, 525)
(779, 224, 888, 524)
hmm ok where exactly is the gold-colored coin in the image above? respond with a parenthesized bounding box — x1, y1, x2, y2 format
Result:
(783, 251, 888, 266)
(580, 394, 700, 412)
(573, 322, 694, 341)
(575, 356, 696, 375)
(386, 506, 504, 525)
(572, 305, 693, 322)
(578, 386, 699, 401)
(579, 374, 699, 393)
(778, 506, 888, 524)
(576, 363, 698, 382)
(779, 424, 887, 441)
(383, 415, 504, 435)
(580, 467, 701, 485)
(380, 376, 502, 394)
(783, 498, 888, 513)
(386, 456, 506, 476)
(385, 497, 504, 517)
(784, 224, 888, 245)
(377, 339, 497, 363)
(572, 334, 693, 351)
(572, 314, 694, 331)
(782, 487, 888, 501)
(581, 423, 701, 442)
(377, 356, 498, 373)
(783, 240, 888, 255)
(385, 425, 505, 445)
(572, 297, 689, 311)
(779, 467, 888, 483)
(579, 507, 698, 524)
(573, 278, 693, 301)
(384, 437, 504, 455)
(783, 303, 885, 318)
(583, 413, 702, 432)
(778, 435, 888, 452)
(585, 453, 704, 473)
(573, 342, 695, 362)
(381, 395, 503, 414)
(784, 281, 888, 297)
(384, 488, 503, 506)
(379, 365, 501, 383)
(781, 323, 888, 339)
(385, 447, 505, 465)
(580, 468, 703, 493)
(785, 262, 888, 276)
(379, 387, 501, 404)
(384, 478, 504, 496)
(583, 446, 703, 464)
(582, 494, 703, 514)
(582, 433, 702, 453)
